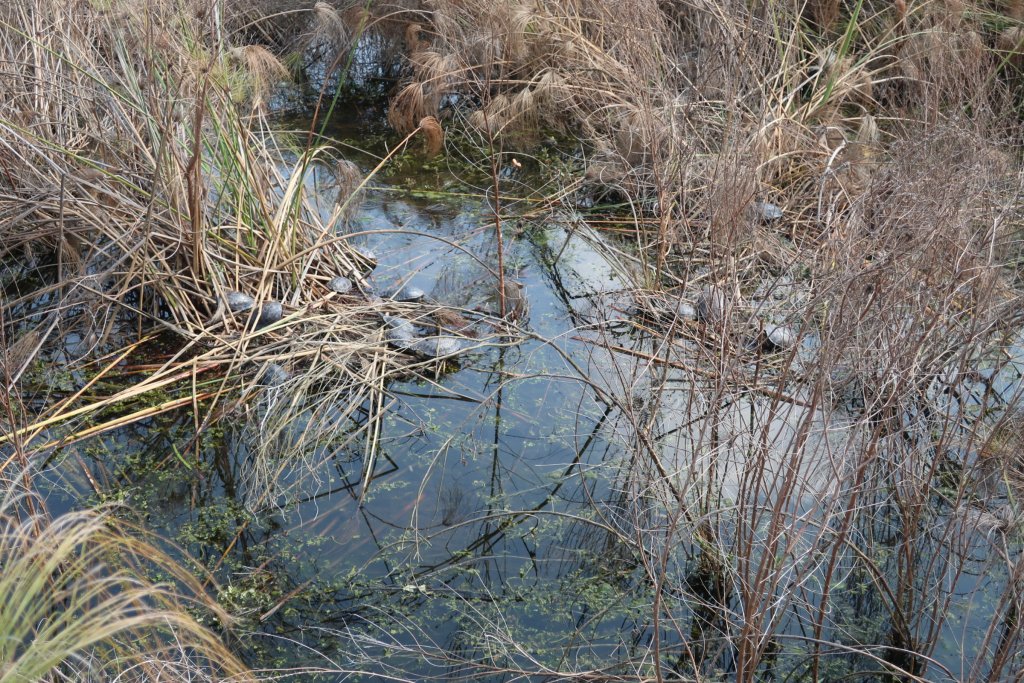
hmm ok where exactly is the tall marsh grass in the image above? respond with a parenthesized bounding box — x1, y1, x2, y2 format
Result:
(0, 0, 431, 498)
(368, 0, 1024, 679)
(0, 0, 422, 672)
(3, 0, 1024, 679)
(0, 475, 250, 682)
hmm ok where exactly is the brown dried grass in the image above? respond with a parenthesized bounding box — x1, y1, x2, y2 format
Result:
(341, 10, 1024, 682)
(418, 115, 444, 156)
(388, 81, 434, 134)
(0, 0, 434, 508)
(229, 44, 289, 107)
(5, 0, 1024, 679)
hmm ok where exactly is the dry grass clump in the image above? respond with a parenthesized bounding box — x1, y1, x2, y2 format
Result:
(0, 476, 250, 681)
(0, 1, 489, 670)
(222, 0, 354, 50)
(221, 0, 415, 92)
(977, 409, 1024, 486)
(387, 81, 436, 134)
(227, 45, 290, 108)
(386, 49, 463, 135)
(377, 0, 1024, 385)
(385, 0, 680, 153)
(2, 0, 1024, 678)
(380, 0, 1019, 260)
(0, 0, 463, 508)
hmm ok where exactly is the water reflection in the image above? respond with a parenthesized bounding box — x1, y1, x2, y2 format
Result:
(23, 112, 1024, 681)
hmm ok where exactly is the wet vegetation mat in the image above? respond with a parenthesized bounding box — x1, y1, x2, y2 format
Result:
(3, 0, 1024, 681)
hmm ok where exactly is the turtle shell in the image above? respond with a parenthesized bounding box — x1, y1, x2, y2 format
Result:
(327, 276, 353, 294)
(252, 302, 283, 328)
(225, 291, 255, 313)
(410, 335, 463, 358)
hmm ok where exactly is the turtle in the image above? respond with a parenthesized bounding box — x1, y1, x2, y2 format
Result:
(382, 284, 426, 303)
(409, 335, 463, 358)
(252, 302, 283, 329)
(327, 276, 353, 294)
(224, 291, 255, 313)
(696, 285, 728, 325)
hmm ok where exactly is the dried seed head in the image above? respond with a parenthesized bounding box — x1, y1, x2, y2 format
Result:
(389, 82, 436, 135)
(998, 26, 1024, 55)
(312, 2, 351, 47)
(410, 50, 461, 89)
(335, 159, 363, 211)
(228, 45, 289, 107)
(418, 116, 444, 156)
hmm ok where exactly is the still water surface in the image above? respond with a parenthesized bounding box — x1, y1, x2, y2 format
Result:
(28, 112, 1024, 681)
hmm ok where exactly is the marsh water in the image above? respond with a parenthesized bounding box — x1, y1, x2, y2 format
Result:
(25, 113, 661, 677)
(15, 108, 1023, 681)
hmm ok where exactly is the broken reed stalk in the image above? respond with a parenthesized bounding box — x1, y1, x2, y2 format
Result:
(187, 68, 211, 281)
(484, 109, 507, 319)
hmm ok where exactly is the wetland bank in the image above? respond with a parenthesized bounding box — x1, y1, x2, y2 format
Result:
(3, 0, 1024, 681)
